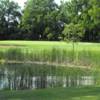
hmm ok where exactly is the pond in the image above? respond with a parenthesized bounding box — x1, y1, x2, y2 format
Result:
(0, 63, 95, 90)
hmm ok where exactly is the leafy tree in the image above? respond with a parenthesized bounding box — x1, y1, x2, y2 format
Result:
(64, 0, 100, 42)
(62, 23, 83, 62)
(82, 0, 100, 42)
(0, 0, 99, 41)
(0, 0, 21, 39)
(62, 23, 83, 41)
(21, 0, 64, 40)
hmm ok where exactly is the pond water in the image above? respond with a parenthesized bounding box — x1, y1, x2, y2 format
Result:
(0, 63, 95, 90)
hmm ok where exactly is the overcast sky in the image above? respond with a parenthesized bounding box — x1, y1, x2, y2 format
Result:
(12, 0, 68, 8)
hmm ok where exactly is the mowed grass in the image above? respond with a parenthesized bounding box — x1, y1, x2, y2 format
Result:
(0, 87, 100, 100)
(0, 40, 100, 50)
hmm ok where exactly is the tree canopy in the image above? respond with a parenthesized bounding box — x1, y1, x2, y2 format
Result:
(0, 0, 21, 40)
(0, 0, 100, 42)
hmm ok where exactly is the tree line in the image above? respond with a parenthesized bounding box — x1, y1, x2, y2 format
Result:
(0, 0, 100, 42)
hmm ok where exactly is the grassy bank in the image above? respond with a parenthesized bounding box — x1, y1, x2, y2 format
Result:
(0, 41, 100, 68)
(0, 87, 100, 100)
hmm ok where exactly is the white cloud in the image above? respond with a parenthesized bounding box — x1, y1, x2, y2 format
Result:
(12, 0, 69, 8)
(11, 0, 27, 8)
(55, 0, 69, 5)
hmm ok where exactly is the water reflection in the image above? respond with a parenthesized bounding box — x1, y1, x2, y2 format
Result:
(0, 63, 94, 90)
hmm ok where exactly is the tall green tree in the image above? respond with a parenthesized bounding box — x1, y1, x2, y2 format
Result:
(21, 0, 64, 40)
(0, 0, 21, 39)
(83, 0, 100, 41)
(63, 0, 100, 42)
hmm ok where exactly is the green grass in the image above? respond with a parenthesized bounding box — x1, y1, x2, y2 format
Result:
(0, 87, 100, 100)
(0, 41, 100, 66)
(0, 41, 100, 68)
(0, 41, 100, 50)
(0, 41, 100, 99)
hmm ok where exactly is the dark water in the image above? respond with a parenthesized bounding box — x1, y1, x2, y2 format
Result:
(0, 63, 95, 90)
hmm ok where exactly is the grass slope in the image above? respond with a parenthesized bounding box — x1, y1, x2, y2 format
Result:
(0, 87, 100, 100)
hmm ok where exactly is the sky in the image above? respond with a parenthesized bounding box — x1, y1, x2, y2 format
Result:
(12, 0, 68, 8)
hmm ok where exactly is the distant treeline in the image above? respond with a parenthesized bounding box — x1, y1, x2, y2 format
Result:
(0, 0, 100, 42)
